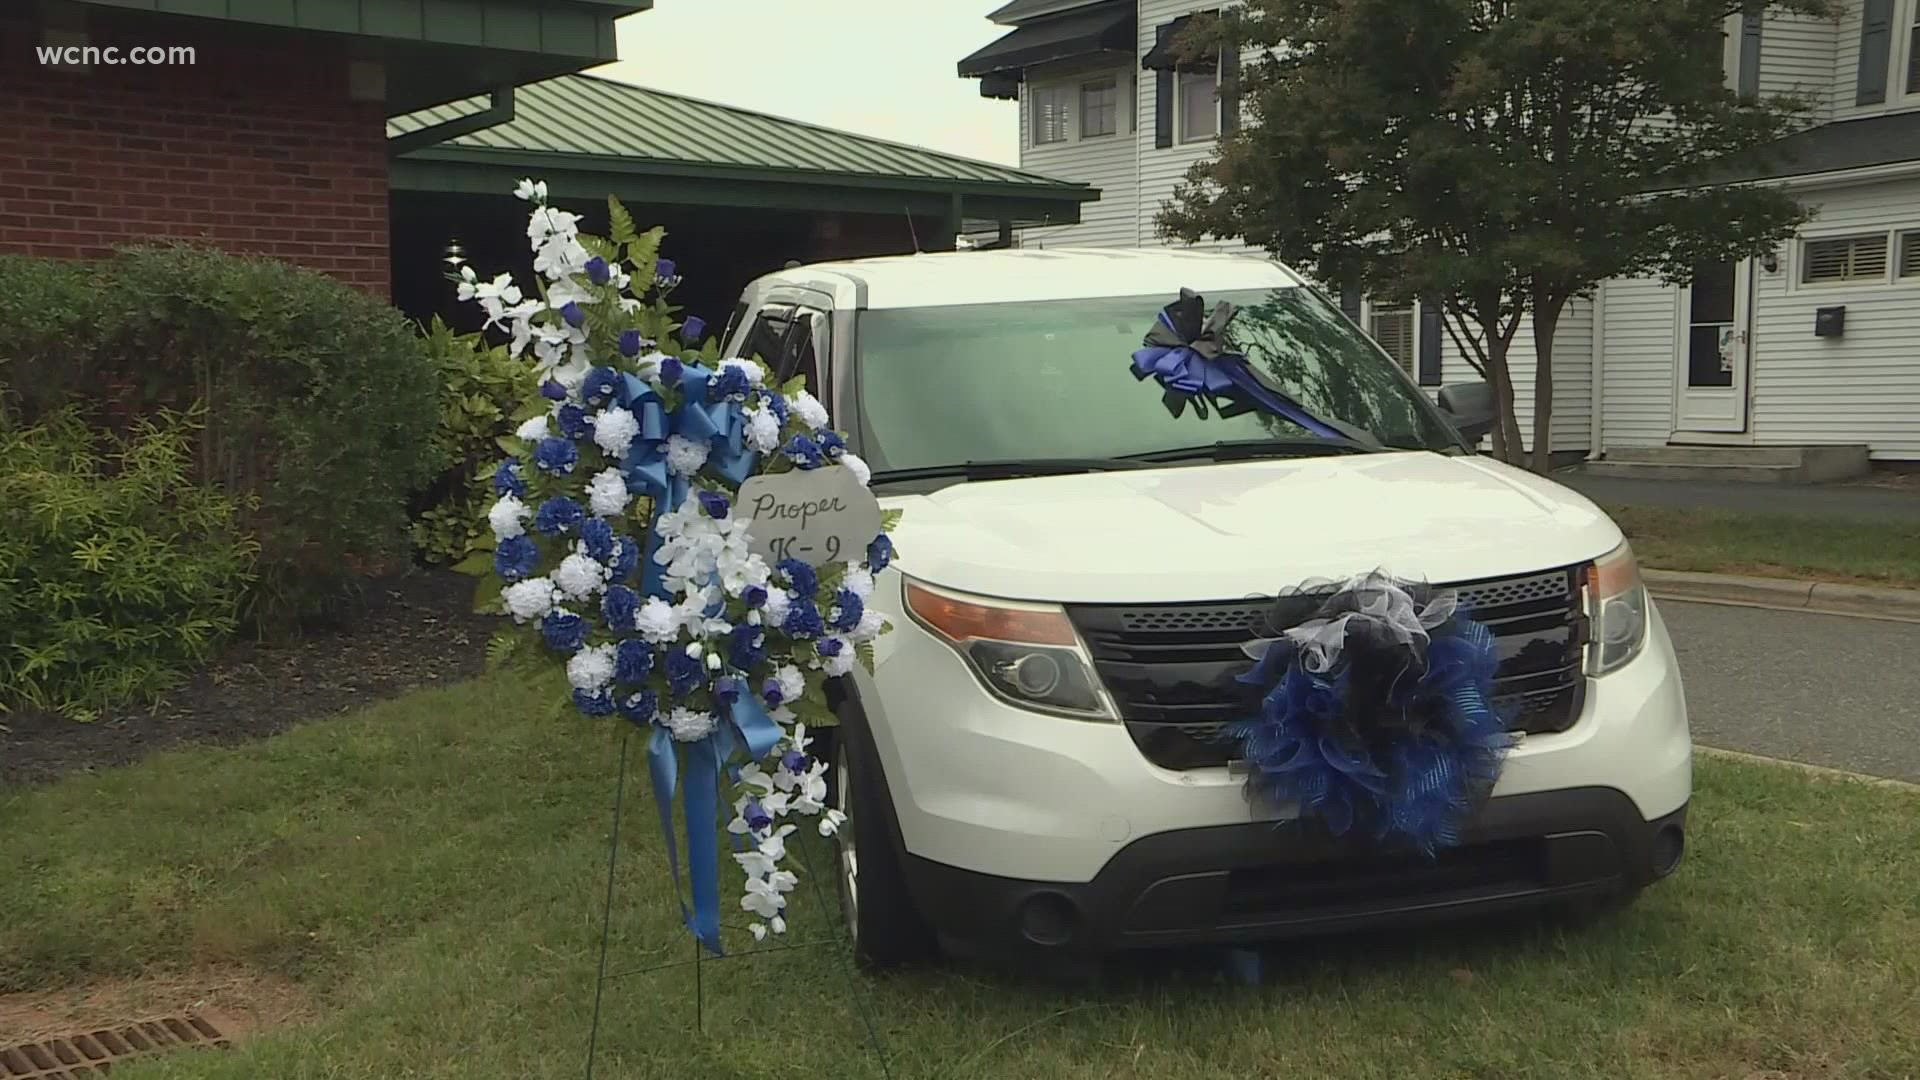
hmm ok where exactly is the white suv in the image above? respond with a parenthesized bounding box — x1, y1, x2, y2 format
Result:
(721, 248, 1691, 963)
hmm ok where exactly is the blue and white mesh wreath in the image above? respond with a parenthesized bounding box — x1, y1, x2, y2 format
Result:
(1231, 573, 1513, 854)
(1129, 291, 1511, 853)
(464, 179, 897, 952)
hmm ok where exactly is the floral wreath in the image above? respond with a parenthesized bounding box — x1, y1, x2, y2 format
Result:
(460, 179, 897, 951)
(1131, 291, 1512, 853)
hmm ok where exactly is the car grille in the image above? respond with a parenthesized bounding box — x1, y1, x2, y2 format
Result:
(1066, 567, 1589, 771)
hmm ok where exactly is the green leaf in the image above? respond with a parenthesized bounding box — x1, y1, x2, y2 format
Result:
(880, 509, 903, 532)
(608, 196, 639, 246)
(856, 640, 877, 677)
(472, 574, 504, 614)
(451, 551, 494, 577)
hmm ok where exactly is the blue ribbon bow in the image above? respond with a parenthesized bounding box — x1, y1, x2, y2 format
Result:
(1131, 289, 1347, 440)
(613, 363, 773, 955)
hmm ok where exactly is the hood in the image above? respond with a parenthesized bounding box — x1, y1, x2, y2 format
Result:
(883, 452, 1623, 603)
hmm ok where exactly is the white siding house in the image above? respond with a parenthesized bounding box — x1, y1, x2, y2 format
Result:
(961, 0, 1920, 462)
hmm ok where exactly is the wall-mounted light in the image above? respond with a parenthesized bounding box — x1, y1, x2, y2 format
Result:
(1761, 250, 1780, 274)
(443, 239, 466, 270)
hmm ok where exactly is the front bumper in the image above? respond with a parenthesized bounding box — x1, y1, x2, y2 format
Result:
(904, 788, 1687, 952)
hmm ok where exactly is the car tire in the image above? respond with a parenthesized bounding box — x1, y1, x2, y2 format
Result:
(819, 704, 939, 968)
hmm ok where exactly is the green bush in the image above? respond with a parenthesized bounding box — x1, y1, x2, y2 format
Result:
(0, 408, 258, 721)
(410, 318, 538, 565)
(0, 245, 442, 630)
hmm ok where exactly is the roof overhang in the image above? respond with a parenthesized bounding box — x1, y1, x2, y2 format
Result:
(60, 0, 648, 112)
(391, 147, 1098, 229)
(1142, 13, 1214, 72)
(959, 0, 1134, 99)
(1650, 112, 1920, 193)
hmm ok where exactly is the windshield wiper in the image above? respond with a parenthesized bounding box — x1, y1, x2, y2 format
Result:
(1123, 437, 1381, 465)
(868, 458, 1154, 486)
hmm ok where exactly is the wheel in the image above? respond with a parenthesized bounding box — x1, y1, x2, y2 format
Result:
(822, 709, 939, 967)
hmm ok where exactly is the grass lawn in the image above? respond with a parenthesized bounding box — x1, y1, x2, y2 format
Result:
(4, 675, 1918, 1079)
(1603, 503, 1920, 589)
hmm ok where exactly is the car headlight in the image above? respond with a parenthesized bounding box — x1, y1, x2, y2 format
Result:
(903, 578, 1116, 720)
(1586, 542, 1649, 675)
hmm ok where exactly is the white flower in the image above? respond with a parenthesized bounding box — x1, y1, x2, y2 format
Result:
(851, 608, 888, 642)
(718, 550, 771, 597)
(774, 664, 806, 705)
(547, 277, 594, 310)
(842, 567, 874, 599)
(488, 494, 530, 541)
(819, 809, 848, 837)
(762, 588, 792, 629)
(841, 452, 872, 486)
(665, 434, 709, 476)
(664, 707, 717, 743)
(791, 761, 830, 815)
(502, 578, 557, 623)
(748, 922, 770, 942)
(789, 390, 830, 431)
(635, 597, 678, 642)
(720, 358, 766, 386)
(744, 407, 782, 454)
(567, 643, 616, 692)
(742, 879, 784, 920)
(513, 177, 548, 203)
(515, 415, 551, 442)
(822, 649, 857, 677)
(554, 552, 609, 600)
(587, 468, 631, 518)
(591, 406, 640, 458)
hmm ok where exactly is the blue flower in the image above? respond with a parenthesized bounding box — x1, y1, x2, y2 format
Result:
(817, 637, 845, 658)
(610, 537, 639, 582)
(713, 676, 743, 705)
(830, 588, 863, 632)
(777, 558, 818, 598)
(759, 389, 790, 425)
(581, 517, 616, 561)
(656, 258, 677, 282)
(583, 366, 620, 405)
(867, 534, 893, 573)
(540, 379, 569, 402)
(680, 315, 707, 344)
(729, 624, 767, 671)
(742, 584, 768, 609)
(660, 355, 684, 386)
(492, 459, 526, 498)
(533, 437, 578, 475)
(493, 535, 539, 582)
(618, 689, 659, 726)
(602, 585, 639, 633)
(761, 677, 786, 708)
(557, 403, 592, 439)
(784, 434, 824, 470)
(743, 798, 774, 833)
(585, 256, 611, 285)
(542, 611, 585, 653)
(817, 430, 846, 459)
(573, 687, 616, 717)
(534, 496, 584, 536)
(561, 301, 587, 329)
(782, 597, 825, 639)
(615, 638, 654, 684)
(697, 490, 731, 520)
(781, 749, 809, 775)
(618, 329, 645, 358)
(666, 647, 705, 696)
(709, 366, 750, 401)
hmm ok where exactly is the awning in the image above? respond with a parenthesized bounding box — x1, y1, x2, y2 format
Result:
(1142, 14, 1215, 72)
(958, 0, 1135, 92)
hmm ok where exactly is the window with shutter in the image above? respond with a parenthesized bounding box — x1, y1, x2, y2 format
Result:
(1908, 2, 1920, 95)
(1899, 230, 1920, 280)
(1802, 235, 1891, 284)
(1368, 305, 1417, 374)
(1031, 84, 1070, 146)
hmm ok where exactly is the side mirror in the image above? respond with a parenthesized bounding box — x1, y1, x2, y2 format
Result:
(1437, 381, 1497, 446)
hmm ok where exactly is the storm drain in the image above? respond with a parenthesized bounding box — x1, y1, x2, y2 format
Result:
(0, 1014, 227, 1078)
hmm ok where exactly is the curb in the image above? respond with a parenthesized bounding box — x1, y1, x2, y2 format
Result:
(1644, 568, 1920, 622)
(1695, 745, 1920, 794)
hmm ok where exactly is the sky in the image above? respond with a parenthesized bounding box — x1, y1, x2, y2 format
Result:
(602, 1, 1021, 167)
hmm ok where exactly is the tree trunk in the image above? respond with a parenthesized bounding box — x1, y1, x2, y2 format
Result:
(1529, 292, 1569, 475)
(1482, 328, 1523, 466)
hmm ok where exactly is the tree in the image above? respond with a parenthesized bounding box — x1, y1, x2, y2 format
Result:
(1160, 0, 1825, 471)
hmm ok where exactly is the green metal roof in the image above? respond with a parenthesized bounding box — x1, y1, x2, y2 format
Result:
(388, 73, 1096, 227)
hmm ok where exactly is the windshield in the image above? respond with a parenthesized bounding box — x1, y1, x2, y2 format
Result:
(852, 287, 1460, 473)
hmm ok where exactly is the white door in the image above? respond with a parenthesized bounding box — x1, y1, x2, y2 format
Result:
(1673, 258, 1752, 434)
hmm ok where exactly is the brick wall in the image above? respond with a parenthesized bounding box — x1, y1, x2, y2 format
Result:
(0, 15, 390, 293)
